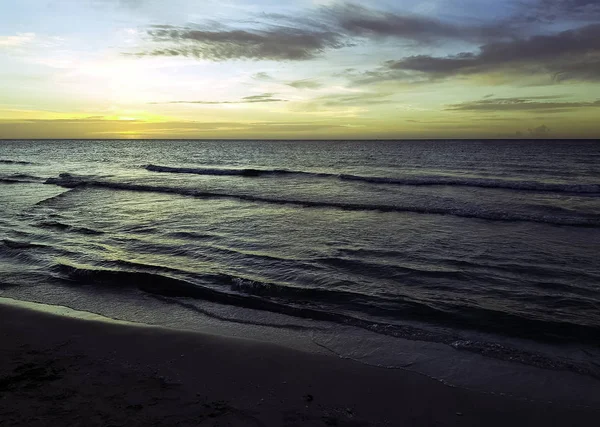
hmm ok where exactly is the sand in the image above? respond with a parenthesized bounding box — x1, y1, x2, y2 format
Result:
(1, 302, 598, 426)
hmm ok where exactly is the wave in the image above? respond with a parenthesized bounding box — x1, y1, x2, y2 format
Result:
(338, 174, 600, 194)
(0, 177, 23, 184)
(151, 295, 320, 332)
(0, 159, 34, 165)
(5, 173, 43, 180)
(2, 239, 47, 249)
(53, 260, 600, 346)
(166, 231, 217, 240)
(36, 220, 105, 235)
(52, 263, 389, 324)
(316, 256, 469, 280)
(44, 174, 600, 227)
(0, 173, 45, 184)
(144, 164, 600, 195)
(144, 164, 321, 178)
(227, 276, 393, 306)
(51, 262, 600, 377)
(34, 188, 79, 206)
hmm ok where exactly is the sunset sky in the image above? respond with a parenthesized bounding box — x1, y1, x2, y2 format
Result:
(1, 0, 599, 139)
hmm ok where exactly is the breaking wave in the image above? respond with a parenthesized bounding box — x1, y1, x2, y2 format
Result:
(144, 164, 600, 195)
(0, 159, 34, 165)
(45, 174, 600, 227)
(0, 173, 45, 184)
(36, 220, 105, 235)
(145, 164, 326, 178)
(2, 239, 47, 249)
(50, 262, 600, 377)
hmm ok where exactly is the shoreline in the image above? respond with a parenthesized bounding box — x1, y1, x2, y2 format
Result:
(1, 300, 598, 426)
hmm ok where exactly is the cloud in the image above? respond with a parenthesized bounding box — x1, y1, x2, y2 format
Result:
(446, 96, 600, 113)
(319, 92, 393, 106)
(287, 79, 323, 89)
(368, 23, 600, 83)
(295, 91, 395, 113)
(252, 72, 273, 81)
(528, 124, 551, 137)
(526, 0, 600, 21)
(132, 2, 522, 63)
(341, 67, 429, 86)
(93, 0, 145, 6)
(326, 3, 512, 43)
(0, 33, 36, 48)
(150, 93, 287, 105)
(139, 25, 344, 61)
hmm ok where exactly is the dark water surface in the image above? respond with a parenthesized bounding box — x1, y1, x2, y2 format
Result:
(1, 139, 599, 399)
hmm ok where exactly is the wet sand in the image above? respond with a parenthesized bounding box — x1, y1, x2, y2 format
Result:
(1, 302, 597, 426)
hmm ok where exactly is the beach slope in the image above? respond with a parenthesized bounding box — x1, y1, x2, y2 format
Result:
(1, 303, 597, 427)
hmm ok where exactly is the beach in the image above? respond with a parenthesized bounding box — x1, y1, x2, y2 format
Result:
(1, 302, 598, 427)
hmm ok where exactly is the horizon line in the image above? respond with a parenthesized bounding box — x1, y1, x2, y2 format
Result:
(1, 138, 598, 142)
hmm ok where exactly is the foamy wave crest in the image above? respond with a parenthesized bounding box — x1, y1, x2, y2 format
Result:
(144, 164, 600, 194)
(44, 174, 600, 227)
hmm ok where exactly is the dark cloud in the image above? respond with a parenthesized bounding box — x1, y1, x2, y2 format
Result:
(150, 93, 287, 104)
(253, 5, 495, 43)
(446, 96, 600, 113)
(132, 2, 521, 63)
(527, 0, 600, 21)
(287, 79, 322, 89)
(130, 1, 600, 73)
(141, 25, 344, 61)
(326, 3, 512, 42)
(372, 23, 600, 83)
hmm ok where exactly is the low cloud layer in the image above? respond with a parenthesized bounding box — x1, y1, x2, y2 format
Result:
(296, 91, 394, 113)
(447, 96, 600, 113)
(150, 93, 287, 104)
(287, 79, 322, 89)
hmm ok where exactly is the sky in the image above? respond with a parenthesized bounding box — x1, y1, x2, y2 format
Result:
(0, 0, 599, 139)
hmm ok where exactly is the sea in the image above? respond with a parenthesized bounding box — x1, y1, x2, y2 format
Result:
(1, 139, 599, 404)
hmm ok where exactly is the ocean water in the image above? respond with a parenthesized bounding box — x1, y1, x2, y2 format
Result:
(1, 139, 599, 401)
